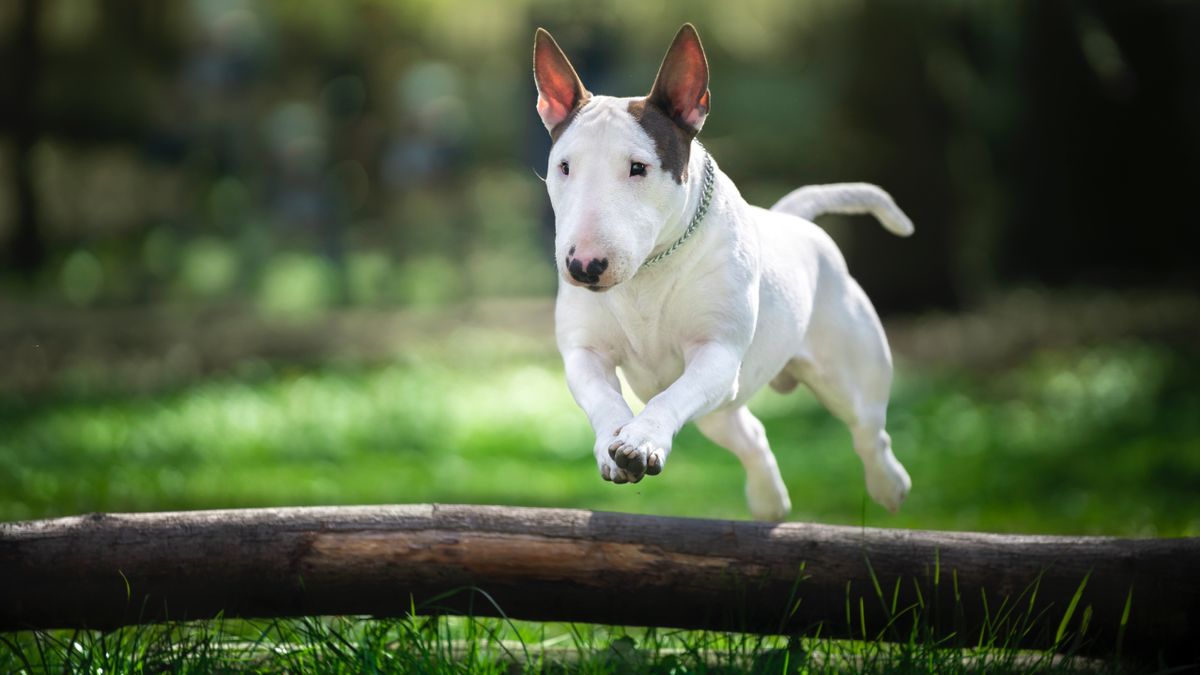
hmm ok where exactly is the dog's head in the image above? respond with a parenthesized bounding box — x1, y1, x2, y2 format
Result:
(534, 25, 711, 291)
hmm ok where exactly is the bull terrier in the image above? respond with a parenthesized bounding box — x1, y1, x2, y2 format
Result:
(534, 24, 914, 520)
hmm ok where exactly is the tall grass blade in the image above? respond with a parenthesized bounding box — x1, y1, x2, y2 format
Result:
(1054, 570, 1092, 647)
(1115, 585, 1133, 661)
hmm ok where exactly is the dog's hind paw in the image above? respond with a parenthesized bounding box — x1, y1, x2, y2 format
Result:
(746, 475, 792, 521)
(865, 454, 911, 513)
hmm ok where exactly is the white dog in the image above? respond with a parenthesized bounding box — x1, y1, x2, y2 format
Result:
(534, 24, 914, 520)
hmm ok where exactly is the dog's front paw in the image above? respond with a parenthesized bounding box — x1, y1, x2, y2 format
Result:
(598, 459, 640, 484)
(607, 419, 672, 482)
(594, 436, 638, 484)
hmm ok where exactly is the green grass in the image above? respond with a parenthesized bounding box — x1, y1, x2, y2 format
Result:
(0, 611, 1123, 674)
(2, 341, 1198, 536)
(1, 326, 1197, 672)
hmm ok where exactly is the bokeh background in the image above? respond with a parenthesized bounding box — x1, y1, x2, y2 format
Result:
(2, 0, 1198, 535)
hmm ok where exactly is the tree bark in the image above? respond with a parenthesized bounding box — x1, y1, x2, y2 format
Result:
(1, 505, 1196, 664)
(6, 0, 45, 278)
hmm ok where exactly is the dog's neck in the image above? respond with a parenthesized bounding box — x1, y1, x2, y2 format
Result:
(645, 141, 714, 264)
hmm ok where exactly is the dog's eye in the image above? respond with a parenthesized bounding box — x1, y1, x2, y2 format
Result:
(629, 162, 647, 177)
(559, 161, 570, 176)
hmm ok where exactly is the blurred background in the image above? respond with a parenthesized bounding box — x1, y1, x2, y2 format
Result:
(1, 0, 1198, 535)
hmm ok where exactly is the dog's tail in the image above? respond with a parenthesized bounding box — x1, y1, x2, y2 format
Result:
(770, 183, 914, 237)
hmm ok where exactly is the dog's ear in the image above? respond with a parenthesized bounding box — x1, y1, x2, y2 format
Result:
(533, 28, 589, 133)
(647, 24, 710, 134)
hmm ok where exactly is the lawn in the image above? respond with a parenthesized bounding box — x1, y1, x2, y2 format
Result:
(2, 301, 1198, 672)
(2, 330, 1197, 536)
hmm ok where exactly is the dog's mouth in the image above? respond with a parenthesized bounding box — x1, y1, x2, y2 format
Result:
(586, 284, 613, 293)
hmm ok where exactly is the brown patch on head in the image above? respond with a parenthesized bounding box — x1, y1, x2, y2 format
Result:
(550, 95, 592, 144)
(627, 99, 693, 184)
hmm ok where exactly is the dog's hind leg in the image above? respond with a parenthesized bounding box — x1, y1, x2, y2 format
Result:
(790, 286, 912, 511)
(792, 356, 911, 511)
(695, 406, 792, 521)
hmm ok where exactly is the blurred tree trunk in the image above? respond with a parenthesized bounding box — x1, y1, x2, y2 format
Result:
(832, 3, 961, 312)
(7, 0, 44, 279)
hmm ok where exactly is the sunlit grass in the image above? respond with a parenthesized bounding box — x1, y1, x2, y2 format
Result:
(2, 342, 1198, 536)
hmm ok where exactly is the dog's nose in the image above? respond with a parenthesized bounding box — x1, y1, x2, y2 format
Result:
(565, 246, 609, 287)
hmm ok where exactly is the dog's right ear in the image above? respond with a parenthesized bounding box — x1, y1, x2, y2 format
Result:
(533, 28, 589, 134)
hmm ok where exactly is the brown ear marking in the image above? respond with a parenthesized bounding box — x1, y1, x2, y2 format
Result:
(647, 23, 711, 134)
(549, 102, 589, 143)
(533, 28, 591, 139)
(627, 99, 691, 184)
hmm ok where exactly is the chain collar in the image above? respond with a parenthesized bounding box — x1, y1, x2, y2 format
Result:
(639, 147, 715, 270)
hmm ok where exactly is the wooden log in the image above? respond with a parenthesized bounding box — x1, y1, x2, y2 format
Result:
(1, 505, 1196, 664)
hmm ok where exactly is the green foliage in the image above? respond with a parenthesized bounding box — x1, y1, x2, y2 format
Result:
(257, 252, 342, 317)
(59, 249, 104, 306)
(181, 237, 240, 300)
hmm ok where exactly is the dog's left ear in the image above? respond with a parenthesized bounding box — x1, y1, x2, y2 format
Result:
(648, 24, 710, 134)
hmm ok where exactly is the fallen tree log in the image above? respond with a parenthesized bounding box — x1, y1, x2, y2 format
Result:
(1, 505, 1196, 663)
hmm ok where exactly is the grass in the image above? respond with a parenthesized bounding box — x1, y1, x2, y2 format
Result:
(2, 340, 1198, 536)
(0, 610, 1126, 674)
(1, 307, 1198, 671)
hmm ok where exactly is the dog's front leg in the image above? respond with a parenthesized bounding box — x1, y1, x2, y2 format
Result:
(562, 347, 639, 483)
(609, 341, 742, 479)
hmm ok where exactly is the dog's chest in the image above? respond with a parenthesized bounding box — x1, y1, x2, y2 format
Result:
(602, 286, 689, 398)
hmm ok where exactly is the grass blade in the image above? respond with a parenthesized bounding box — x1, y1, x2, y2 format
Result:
(1054, 570, 1092, 647)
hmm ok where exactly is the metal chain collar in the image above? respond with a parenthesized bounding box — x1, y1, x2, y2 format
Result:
(639, 147, 715, 270)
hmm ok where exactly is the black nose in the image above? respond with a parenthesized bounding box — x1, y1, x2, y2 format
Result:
(567, 256, 609, 284)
